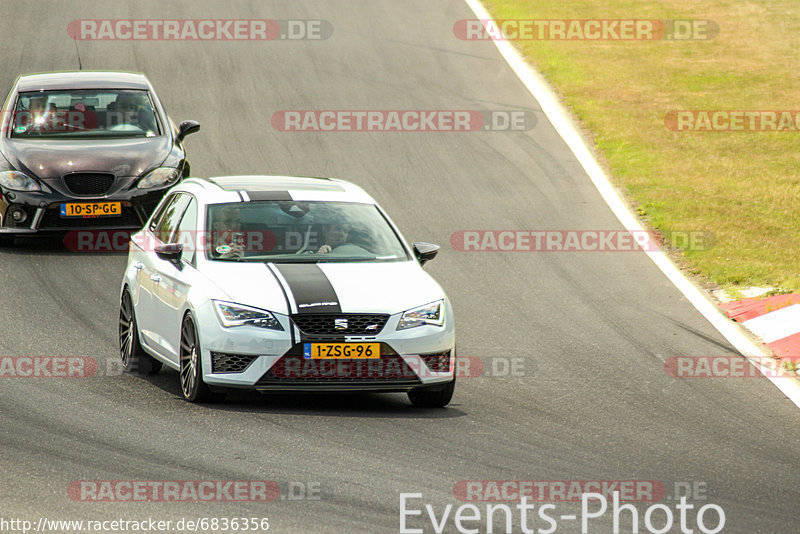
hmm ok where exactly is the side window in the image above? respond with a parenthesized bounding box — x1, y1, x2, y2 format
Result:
(173, 197, 198, 265)
(154, 194, 190, 243)
(148, 193, 175, 233)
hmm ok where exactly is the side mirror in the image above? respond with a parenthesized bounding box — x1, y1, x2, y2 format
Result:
(176, 120, 200, 142)
(155, 243, 183, 268)
(412, 242, 439, 266)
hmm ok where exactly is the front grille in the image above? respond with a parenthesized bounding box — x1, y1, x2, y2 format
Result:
(211, 352, 258, 373)
(258, 354, 422, 384)
(39, 205, 142, 229)
(291, 314, 389, 337)
(63, 173, 115, 196)
(421, 350, 451, 372)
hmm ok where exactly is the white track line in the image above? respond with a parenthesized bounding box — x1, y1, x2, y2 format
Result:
(462, 0, 800, 409)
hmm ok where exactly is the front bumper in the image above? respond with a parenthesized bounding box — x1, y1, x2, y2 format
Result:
(252, 344, 454, 392)
(194, 304, 456, 392)
(0, 187, 167, 234)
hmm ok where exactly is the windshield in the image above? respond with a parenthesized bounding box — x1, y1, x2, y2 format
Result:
(205, 201, 411, 263)
(11, 89, 161, 138)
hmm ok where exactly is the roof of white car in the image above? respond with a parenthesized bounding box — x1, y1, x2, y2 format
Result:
(181, 175, 377, 204)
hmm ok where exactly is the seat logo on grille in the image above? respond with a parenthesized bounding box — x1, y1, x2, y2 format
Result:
(334, 318, 348, 331)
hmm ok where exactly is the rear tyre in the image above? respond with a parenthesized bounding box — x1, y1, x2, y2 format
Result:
(408, 377, 455, 408)
(179, 314, 219, 402)
(119, 290, 162, 375)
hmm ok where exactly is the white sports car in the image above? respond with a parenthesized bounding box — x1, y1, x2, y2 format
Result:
(119, 175, 455, 407)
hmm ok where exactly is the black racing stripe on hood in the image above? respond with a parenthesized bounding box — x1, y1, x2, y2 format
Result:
(273, 263, 342, 315)
(265, 263, 295, 346)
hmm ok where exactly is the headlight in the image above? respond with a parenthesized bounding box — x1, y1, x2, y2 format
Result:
(0, 170, 41, 192)
(213, 300, 284, 331)
(136, 167, 181, 190)
(397, 300, 444, 330)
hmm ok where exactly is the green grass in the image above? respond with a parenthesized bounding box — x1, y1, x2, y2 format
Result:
(481, 0, 800, 292)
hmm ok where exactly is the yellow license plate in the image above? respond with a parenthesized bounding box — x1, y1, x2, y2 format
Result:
(303, 343, 380, 359)
(60, 202, 122, 218)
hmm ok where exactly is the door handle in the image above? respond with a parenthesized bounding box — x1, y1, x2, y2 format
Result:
(150, 274, 162, 283)
(133, 261, 144, 270)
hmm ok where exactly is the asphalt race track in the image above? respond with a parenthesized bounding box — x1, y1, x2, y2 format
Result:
(0, 2, 798, 533)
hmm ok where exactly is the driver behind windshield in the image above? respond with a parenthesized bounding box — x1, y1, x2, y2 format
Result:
(317, 223, 352, 254)
(210, 206, 245, 259)
(18, 97, 50, 130)
(110, 93, 157, 134)
(29, 97, 47, 116)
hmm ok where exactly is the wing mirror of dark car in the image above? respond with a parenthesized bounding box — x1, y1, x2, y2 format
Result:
(155, 243, 184, 269)
(412, 242, 439, 266)
(176, 120, 200, 141)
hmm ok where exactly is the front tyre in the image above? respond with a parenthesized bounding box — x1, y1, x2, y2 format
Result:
(119, 290, 162, 375)
(179, 314, 217, 402)
(408, 377, 455, 408)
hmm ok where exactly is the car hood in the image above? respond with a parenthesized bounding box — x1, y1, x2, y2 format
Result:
(1, 136, 171, 179)
(201, 261, 446, 316)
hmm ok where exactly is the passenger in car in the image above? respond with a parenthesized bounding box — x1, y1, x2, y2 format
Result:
(69, 101, 99, 131)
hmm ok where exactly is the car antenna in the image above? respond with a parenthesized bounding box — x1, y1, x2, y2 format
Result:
(72, 37, 83, 70)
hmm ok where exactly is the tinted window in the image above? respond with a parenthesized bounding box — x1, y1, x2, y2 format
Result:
(205, 201, 410, 263)
(154, 194, 190, 243)
(173, 198, 198, 264)
(148, 193, 175, 233)
(11, 89, 160, 138)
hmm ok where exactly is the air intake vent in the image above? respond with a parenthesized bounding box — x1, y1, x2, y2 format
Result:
(291, 314, 389, 337)
(64, 173, 115, 196)
(211, 352, 258, 373)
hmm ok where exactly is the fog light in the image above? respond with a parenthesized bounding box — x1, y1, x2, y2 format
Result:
(8, 206, 27, 224)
